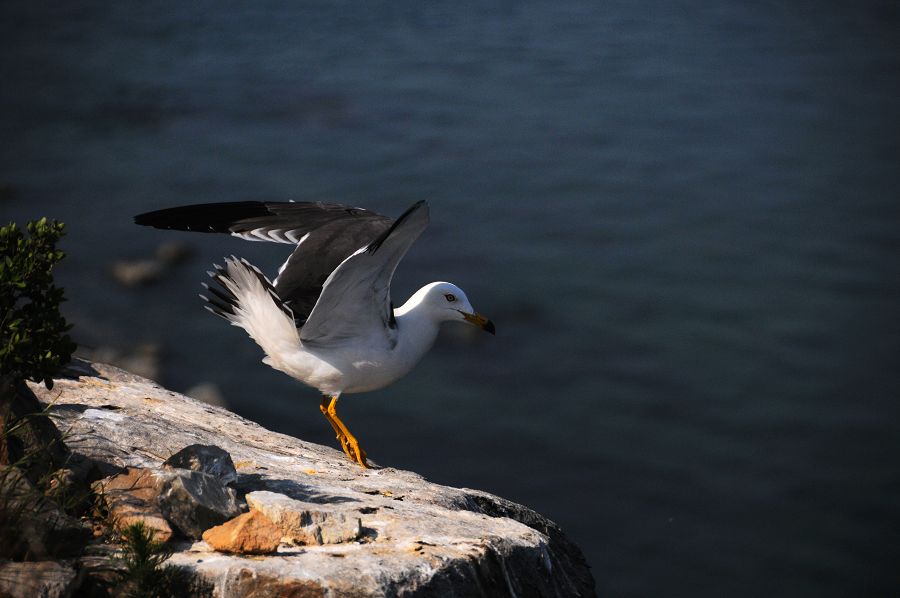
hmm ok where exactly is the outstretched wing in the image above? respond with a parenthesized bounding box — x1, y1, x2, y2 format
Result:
(134, 201, 392, 323)
(299, 201, 430, 347)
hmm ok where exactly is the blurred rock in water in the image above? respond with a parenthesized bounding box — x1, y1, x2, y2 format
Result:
(110, 259, 163, 288)
(185, 382, 228, 408)
(77, 343, 162, 382)
(110, 241, 195, 287)
(155, 240, 194, 265)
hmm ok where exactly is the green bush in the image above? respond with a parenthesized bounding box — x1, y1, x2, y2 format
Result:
(0, 218, 75, 388)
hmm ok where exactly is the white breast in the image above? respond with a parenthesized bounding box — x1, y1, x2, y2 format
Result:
(271, 307, 441, 396)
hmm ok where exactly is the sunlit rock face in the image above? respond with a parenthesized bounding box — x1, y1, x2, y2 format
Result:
(30, 360, 596, 597)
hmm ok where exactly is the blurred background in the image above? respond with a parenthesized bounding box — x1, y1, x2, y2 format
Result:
(2, 2, 898, 596)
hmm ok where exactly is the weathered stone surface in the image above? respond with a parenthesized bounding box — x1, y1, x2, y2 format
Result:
(92, 467, 173, 542)
(202, 509, 281, 555)
(246, 490, 361, 545)
(163, 443, 237, 486)
(197, 571, 326, 598)
(0, 377, 68, 480)
(44, 468, 77, 502)
(77, 548, 127, 597)
(0, 468, 91, 559)
(95, 465, 240, 541)
(31, 361, 596, 597)
(0, 559, 82, 598)
(158, 469, 241, 539)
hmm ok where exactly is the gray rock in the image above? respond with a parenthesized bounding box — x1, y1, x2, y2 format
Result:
(30, 360, 596, 597)
(246, 490, 362, 545)
(163, 444, 237, 486)
(0, 467, 91, 559)
(77, 547, 127, 596)
(0, 377, 68, 479)
(158, 470, 241, 540)
(0, 560, 82, 598)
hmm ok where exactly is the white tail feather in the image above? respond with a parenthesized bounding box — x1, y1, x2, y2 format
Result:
(218, 259, 300, 368)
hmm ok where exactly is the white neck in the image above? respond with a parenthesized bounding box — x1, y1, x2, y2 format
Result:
(393, 286, 442, 364)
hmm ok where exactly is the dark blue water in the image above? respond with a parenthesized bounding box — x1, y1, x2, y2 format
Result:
(3, 2, 899, 595)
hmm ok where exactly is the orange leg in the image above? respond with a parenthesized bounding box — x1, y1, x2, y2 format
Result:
(319, 395, 368, 468)
(320, 396, 353, 461)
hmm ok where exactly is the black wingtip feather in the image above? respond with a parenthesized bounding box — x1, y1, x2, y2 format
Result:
(134, 202, 272, 232)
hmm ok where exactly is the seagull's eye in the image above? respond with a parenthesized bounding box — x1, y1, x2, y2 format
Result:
(444, 293, 457, 303)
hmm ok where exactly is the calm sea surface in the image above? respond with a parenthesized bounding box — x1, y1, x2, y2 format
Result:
(2, 2, 899, 595)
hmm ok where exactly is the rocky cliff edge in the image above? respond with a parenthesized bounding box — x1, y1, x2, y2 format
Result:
(25, 360, 596, 597)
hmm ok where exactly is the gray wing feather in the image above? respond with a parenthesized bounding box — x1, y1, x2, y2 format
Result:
(135, 201, 393, 324)
(299, 201, 429, 346)
(273, 218, 392, 322)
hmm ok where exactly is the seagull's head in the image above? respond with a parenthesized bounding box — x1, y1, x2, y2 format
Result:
(416, 282, 496, 335)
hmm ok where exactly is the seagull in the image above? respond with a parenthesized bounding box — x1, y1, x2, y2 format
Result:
(134, 200, 495, 467)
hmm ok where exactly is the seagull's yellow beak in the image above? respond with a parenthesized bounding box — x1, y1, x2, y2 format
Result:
(460, 311, 496, 335)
